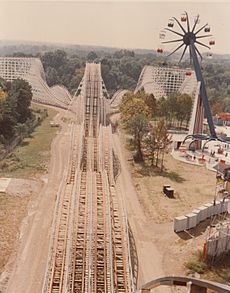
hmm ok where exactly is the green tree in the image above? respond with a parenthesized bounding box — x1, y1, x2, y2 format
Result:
(144, 93, 157, 117)
(45, 66, 60, 86)
(126, 113, 149, 162)
(157, 93, 192, 129)
(87, 51, 98, 62)
(157, 96, 168, 119)
(120, 91, 151, 162)
(9, 79, 33, 123)
(113, 49, 135, 59)
(120, 91, 151, 125)
(145, 120, 171, 169)
(166, 93, 178, 125)
(143, 130, 157, 166)
(0, 78, 34, 143)
(0, 92, 17, 139)
(175, 93, 192, 128)
(41, 50, 67, 70)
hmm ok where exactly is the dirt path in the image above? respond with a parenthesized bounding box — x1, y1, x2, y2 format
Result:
(112, 131, 171, 292)
(1, 108, 75, 293)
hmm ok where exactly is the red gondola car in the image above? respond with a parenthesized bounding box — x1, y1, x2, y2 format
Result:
(157, 48, 163, 53)
(168, 19, 174, 28)
(186, 71, 192, 76)
(181, 13, 187, 22)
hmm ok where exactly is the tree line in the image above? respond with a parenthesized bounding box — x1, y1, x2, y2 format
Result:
(156, 93, 192, 129)
(0, 78, 37, 145)
(40, 50, 85, 95)
(119, 90, 192, 168)
(40, 49, 230, 115)
(203, 62, 230, 113)
(39, 49, 158, 96)
(10, 49, 230, 113)
(120, 90, 171, 169)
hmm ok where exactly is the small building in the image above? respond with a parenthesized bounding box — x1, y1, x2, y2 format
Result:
(214, 113, 230, 126)
(170, 132, 187, 150)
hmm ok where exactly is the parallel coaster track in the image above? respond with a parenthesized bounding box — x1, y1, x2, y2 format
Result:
(43, 63, 134, 293)
(42, 123, 82, 293)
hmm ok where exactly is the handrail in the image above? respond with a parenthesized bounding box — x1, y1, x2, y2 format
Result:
(141, 276, 230, 292)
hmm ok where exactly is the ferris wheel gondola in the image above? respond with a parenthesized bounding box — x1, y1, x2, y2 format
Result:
(204, 25, 210, 32)
(181, 13, 187, 22)
(168, 19, 174, 28)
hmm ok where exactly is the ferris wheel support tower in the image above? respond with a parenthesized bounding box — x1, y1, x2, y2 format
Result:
(190, 39, 216, 138)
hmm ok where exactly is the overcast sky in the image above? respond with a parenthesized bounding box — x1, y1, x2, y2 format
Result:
(0, 1, 230, 54)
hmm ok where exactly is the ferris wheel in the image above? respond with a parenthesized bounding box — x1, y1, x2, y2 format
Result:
(157, 12, 215, 63)
(157, 12, 219, 144)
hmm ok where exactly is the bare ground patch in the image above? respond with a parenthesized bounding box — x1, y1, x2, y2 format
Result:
(117, 128, 228, 283)
(121, 130, 216, 224)
(0, 192, 31, 274)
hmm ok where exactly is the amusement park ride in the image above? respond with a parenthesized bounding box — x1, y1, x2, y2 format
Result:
(157, 12, 228, 148)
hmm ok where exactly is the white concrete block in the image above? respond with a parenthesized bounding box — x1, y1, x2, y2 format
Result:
(209, 202, 216, 216)
(213, 201, 221, 215)
(174, 215, 188, 232)
(186, 213, 197, 229)
(198, 206, 208, 222)
(204, 203, 214, 218)
(192, 209, 201, 224)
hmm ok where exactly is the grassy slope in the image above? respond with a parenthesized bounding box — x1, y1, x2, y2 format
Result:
(0, 105, 58, 274)
(0, 105, 58, 178)
(186, 250, 230, 284)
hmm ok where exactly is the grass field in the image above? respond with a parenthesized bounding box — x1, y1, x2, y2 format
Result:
(0, 104, 58, 275)
(0, 105, 58, 178)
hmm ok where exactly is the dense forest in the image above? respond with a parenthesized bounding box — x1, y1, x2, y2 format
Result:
(203, 63, 230, 112)
(2, 42, 230, 112)
(0, 78, 33, 142)
(38, 49, 158, 95)
(39, 49, 230, 113)
(0, 78, 47, 149)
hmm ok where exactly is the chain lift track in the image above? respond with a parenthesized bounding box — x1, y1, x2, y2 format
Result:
(42, 63, 134, 293)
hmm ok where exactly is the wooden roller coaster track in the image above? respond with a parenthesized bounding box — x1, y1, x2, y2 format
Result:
(42, 63, 134, 293)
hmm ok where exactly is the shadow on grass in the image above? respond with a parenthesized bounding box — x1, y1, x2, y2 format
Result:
(137, 164, 185, 183)
(161, 170, 185, 183)
(177, 219, 212, 240)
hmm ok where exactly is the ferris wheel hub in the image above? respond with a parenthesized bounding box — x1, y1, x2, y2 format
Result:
(183, 32, 196, 46)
